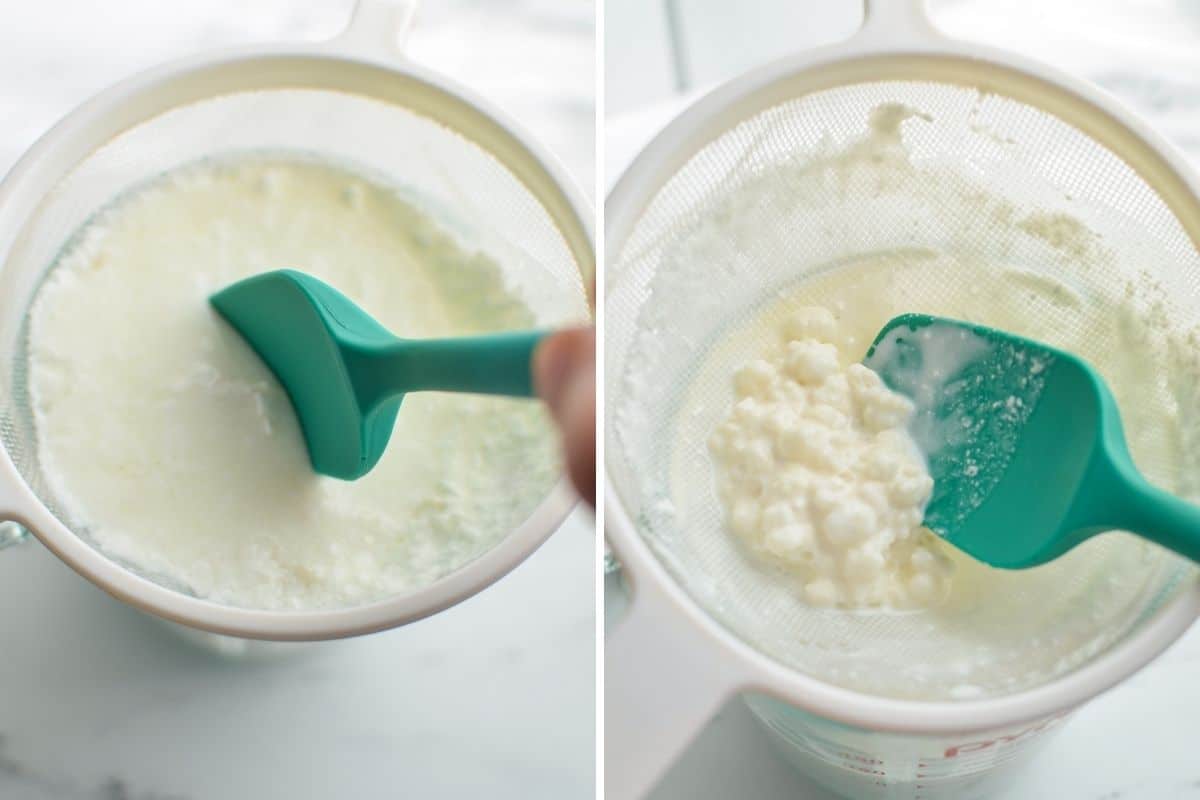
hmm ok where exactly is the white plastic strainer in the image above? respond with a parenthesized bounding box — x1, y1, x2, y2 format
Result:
(605, 2, 1200, 798)
(0, 0, 592, 639)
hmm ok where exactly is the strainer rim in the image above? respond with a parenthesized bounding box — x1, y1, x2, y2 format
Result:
(0, 41, 593, 639)
(604, 42, 1200, 732)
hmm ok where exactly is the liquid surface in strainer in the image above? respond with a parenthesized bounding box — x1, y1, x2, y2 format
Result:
(678, 258, 1177, 699)
(26, 155, 557, 610)
(612, 99, 1200, 701)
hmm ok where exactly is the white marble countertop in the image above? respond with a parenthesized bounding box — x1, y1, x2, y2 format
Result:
(606, 2, 1200, 798)
(0, 2, 595, 799)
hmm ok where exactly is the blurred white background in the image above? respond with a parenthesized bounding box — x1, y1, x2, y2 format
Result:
(606, 0, 1200, 178)
(604, 1, 1200, 799)
(0, 2, 594, 799)
(0, 0, 594, 194)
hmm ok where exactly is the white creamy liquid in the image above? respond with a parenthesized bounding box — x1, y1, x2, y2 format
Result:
(27, 156, 558, 610)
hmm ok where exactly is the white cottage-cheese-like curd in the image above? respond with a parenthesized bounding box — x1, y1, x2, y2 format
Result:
(708, 306, 952, 609)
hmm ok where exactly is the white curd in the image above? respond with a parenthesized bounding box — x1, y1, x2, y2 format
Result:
(709, 306, 952, 609)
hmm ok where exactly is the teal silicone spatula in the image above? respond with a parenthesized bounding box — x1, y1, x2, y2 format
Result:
(863, 313, 1200, 569)
(210, 269, 546, 481)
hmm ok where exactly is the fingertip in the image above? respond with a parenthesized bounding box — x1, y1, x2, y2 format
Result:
(561, 366, 596, 505)
(532, 328, 596, 505)
(534, 328, 594, 415)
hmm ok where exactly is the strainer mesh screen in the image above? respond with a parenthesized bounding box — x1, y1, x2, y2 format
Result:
(0, 87, 589, 597)
(608, 79, 1200, 699)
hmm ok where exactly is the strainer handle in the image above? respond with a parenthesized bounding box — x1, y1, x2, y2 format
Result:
(331, 0, 419, 59)
(606, 572, 748, 799)
(856, 0, 944, 47)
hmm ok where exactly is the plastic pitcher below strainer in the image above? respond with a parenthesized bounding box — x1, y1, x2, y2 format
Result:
(605, 1, 1200, 798)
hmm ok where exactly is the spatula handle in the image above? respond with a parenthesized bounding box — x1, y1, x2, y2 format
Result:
(1106, 475, 1200, 563)
(1094, 462, 1200, 563)
(374, 330, 549, 398)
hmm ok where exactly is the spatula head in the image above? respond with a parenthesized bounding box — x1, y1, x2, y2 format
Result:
(210, 270, 400, 480)
(864, 314, 1130, 568)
